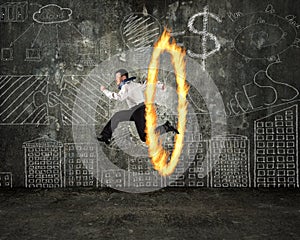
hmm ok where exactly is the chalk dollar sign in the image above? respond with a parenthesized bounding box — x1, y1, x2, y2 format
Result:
(187, 5, 222, 69)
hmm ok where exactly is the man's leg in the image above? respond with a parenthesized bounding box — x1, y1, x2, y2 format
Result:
(99, 109, 133, 142)
(131, 104, 179, 143)
(131, 105, 147, 142)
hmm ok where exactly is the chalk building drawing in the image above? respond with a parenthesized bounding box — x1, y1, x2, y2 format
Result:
(155, 113, 204, 187)
(186, 141, 209, 187)
(128, 156, 164, 188)
(254, 105, 299, 187)
(163, 142, 186, 187)
(101, 170, 126, 189)
(210, 135, 250, 187)
(23, 136, 63, 188)
(181, 114, 206, 187)
(184, 114, 202, 142)
(0, 1, 28, 22)
(64, 143, 98, 187)
(0, 172, 13, 188)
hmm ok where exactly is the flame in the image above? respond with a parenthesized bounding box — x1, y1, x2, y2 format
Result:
(145, 29, 189, 176)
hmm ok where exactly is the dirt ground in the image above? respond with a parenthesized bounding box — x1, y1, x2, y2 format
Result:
(0, 188, 299, 240)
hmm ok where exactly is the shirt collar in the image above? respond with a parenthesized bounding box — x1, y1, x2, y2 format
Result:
(118, 77, 136, 89)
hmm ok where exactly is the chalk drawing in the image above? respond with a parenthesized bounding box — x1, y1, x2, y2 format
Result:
(165, 1, 179, 22)
(1, 48, 13, 61)
(48, 75, 109, 125)
(3, 4, 84, 62)
(33, 4, 72, 25)
(159, 121, 202, 187)
(0, 1, 28, 22)
(165, 143, 186, 187)
(31, 24, 44, 47)
(8, 22, 34, 47)
(184, 114, 202, 142)
(72, 44, 226, 192)
(227, 11, 244, 22)
(292, 38, 300, 48)
(170, 5, 222, 70)
(0, 74, 111, 125)
(55, 24, 60, 49)
(232, 12, 297, 59)
(0, 75, 49, 125)
(228, 61, 299, 116)
(0, 172, 13, 188)
(210, 135, 250, 188)
(5, 27, 44, 61)
(187, 5, 222, 70)
(97, 33, 120, 61)
(77, 38, 96, 55)
(254, 104, 299, 187)
(76, 37, 97, 66)
(120, 11, 162, 52)
(101, 170, 127, 188)
(25, 48, 41, 61)
(77, 55, 97, 67)
(186, 140, 209, 187)
(23, 136, 63, 188)
(71, 26, 98, 69)
(64, 143, 98, 187)
(4, 22, 43, 61)
(128, 156, 164, 188)
(285, 15, 300, 29)
(265, 4, 275, 14)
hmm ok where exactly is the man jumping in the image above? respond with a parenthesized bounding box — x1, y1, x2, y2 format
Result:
(97, 69, 179, 145)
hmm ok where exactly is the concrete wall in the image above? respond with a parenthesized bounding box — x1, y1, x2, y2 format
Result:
(0, 0, 299, 192)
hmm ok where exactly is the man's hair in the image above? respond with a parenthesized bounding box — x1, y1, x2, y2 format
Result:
(116, 69, 128, 79)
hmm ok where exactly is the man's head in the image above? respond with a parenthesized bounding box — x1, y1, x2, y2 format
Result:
(115, 69, 128, 86)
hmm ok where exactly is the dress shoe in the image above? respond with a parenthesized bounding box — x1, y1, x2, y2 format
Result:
(97, 135, 111, 145)
(164, 120, 179, 134)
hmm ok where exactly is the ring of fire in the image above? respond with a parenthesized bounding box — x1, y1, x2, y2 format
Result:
(145, 29, 189, 176)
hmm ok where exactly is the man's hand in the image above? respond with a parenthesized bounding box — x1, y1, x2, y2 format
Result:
(100, 86, 106, 91)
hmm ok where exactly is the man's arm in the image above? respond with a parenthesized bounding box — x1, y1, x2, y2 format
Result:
(101, 85, 128, 101)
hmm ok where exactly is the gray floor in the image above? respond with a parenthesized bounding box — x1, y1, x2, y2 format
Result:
(0, 188, 299, 240)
